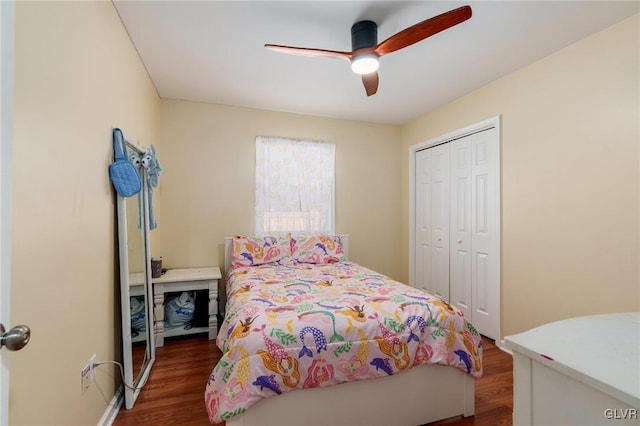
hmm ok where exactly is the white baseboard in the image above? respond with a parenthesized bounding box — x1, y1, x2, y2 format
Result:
(98, 385, 123, 426)
(498, 339, 513, 355)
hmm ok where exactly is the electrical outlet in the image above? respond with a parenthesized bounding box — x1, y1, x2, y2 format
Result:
(81, 363, 91, 394)
(81, 354, 97, 394)
(89, 354, 96, 382)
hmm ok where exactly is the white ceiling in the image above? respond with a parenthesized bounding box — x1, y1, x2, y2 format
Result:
(114, 1, 638, 125)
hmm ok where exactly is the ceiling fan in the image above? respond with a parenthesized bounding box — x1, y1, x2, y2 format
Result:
(265, 5, 472, 96)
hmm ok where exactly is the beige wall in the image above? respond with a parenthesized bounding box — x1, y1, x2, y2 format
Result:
(400, 15, 640, 337)
(156, 100, 402, 280)
(11, 2, 159, 425)
(7, 2, 638, 423)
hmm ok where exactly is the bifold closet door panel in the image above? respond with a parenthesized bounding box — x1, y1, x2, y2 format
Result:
(412, 121, 500, 341)
(430, 143, 450, 303)
(415, 149, 433, 295)
(470, 128, 499, 341)
(449, 136, 472, 319)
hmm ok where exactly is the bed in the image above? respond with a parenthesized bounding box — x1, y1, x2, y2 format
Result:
(205, 234, 482, 426)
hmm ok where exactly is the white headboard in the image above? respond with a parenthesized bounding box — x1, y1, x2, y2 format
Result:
(223, 234, 349, 275)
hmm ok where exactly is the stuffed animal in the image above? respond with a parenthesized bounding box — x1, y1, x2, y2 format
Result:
(129, 145, 162, 230)
(142, 145, 162, 230)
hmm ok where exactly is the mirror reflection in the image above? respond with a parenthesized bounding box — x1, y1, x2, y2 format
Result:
(126, 193, 148, 384)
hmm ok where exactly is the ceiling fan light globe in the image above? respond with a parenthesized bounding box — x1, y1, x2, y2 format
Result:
(351, 55, 379, 75)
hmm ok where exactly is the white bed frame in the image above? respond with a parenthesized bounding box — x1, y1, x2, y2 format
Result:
(221, 235, 475, 426)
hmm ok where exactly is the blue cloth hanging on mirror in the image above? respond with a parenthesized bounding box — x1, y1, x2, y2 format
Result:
(129, 145, 162, 230)
(109, 128, 141, 197)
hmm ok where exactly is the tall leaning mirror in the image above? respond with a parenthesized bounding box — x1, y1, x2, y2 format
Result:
(116, 137, 155, 409)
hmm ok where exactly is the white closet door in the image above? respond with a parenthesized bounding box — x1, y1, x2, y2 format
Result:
(470, 128, 499, 341)
(411, 118, 501, 341)
(430, 143, 450, 302)
(415, 149, 432, 294)
(449, 136, 472, 319)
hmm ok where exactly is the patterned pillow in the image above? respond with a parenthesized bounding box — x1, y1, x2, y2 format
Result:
(231, 235, 293, 267)
(293, 234, 345, 264)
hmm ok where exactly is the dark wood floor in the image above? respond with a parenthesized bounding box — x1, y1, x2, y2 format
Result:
(113, 335, 513, 426)
(428, 337, 513, 426)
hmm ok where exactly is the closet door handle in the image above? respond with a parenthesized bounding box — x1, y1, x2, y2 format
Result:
(458, 239, 463, 244)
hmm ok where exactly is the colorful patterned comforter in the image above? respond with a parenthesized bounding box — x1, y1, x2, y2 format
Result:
(205, 262, 483, 424)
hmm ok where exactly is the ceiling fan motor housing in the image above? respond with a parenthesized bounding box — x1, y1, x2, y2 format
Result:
(351, 20, 378, 50)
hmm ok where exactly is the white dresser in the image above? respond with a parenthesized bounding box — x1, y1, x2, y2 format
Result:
(152, 267, 221, 347)
(504, 312, 640, 426)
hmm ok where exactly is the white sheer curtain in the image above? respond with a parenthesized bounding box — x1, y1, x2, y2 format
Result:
(255, 136, 335, 235)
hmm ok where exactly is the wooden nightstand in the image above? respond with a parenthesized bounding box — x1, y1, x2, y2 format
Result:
(152, 267, 221, 347)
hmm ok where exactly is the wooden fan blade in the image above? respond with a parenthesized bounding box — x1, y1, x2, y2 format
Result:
(374, 5, 472, 56)
(362, 72, 379, 96)
(265, 44, 352, 61)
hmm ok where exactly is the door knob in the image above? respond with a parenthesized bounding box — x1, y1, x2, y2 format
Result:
(458, 239, 463, 244)
(0, 324, 31, 351)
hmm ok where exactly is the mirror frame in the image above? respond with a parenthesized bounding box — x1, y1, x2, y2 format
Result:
(116, 147, 155, 409)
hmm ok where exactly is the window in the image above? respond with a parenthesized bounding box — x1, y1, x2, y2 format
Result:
(255, 136, 335, 235)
